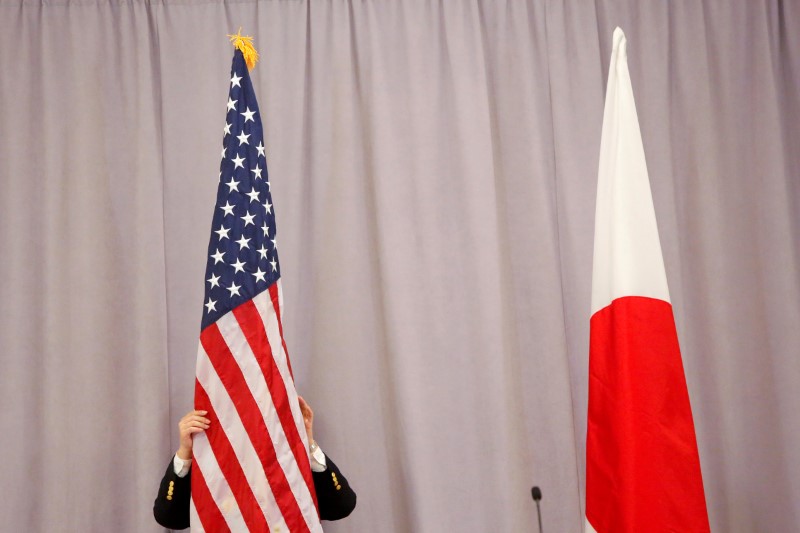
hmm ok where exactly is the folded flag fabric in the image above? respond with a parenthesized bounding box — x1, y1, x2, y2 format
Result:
(585, 27, 710, 533)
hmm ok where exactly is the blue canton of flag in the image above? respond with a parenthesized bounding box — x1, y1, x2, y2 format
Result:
(202, 50, 279, 331)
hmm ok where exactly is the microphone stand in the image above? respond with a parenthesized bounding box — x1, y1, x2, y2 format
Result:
(531, 486, 543, 533)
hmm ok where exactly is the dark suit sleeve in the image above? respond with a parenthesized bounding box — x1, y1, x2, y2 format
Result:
(313, 455, 357, 521)
(153, 457, 192, 530)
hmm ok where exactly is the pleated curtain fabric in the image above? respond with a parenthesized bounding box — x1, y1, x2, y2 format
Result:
(0, 2, 798, 532)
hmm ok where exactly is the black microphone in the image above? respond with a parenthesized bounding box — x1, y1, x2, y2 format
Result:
(531, 486, 543, 533)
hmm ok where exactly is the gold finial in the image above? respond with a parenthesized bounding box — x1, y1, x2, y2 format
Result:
(227, 28, 259, 70)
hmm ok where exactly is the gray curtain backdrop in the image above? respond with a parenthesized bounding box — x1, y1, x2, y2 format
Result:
(1, 1, 798, 531)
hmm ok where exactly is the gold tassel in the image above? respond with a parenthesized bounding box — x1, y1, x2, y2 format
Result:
(228, 28, 259, 70)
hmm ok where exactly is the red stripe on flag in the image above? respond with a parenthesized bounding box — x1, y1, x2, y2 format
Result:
(200, 322, 312, 533)
(194, 379, 270, 531)
(269, 284, 295, 380)
(233, 297, 319, 512)
(586, 296, 709, 532)
(190, 454, 232, 533)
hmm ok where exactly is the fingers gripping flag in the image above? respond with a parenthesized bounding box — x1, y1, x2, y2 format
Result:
(189, 44, 323, 533)
(585, 28, 710, 533)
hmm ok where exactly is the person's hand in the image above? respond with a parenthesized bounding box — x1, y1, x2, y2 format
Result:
(177, 410, 210, 460)
(298, 396, 314, 445)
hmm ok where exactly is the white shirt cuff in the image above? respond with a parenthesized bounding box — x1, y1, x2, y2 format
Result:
(310, 443, 327, 472)
(173, 454, 192, 478)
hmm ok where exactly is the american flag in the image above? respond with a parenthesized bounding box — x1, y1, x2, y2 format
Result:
(189, 49, 323, 533)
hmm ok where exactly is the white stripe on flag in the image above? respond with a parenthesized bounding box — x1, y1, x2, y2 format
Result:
(191, 431, 249, 532)
(196, 344, 288, 531)
(188, 499, 203, 532)
(254, 287, 311, 455)
(219, 291, 321, 532)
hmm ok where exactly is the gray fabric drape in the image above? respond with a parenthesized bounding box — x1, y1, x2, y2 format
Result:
(1, 1, 798, 531)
